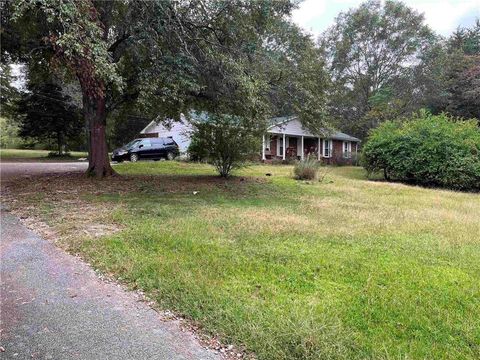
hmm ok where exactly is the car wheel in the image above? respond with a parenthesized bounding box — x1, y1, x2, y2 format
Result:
(130, 153, 139, 162)
(166, 152, 175, 161)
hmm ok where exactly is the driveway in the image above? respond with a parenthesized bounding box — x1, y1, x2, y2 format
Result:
(0, 161, 89, 181)
(0, 208, 219, 359)
(0, 162, 220, 359)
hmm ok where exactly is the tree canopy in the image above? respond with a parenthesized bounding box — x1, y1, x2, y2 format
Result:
(320, 0, 438, 139)
(16, 80, 83, 155)
(2, 0, 329, 176)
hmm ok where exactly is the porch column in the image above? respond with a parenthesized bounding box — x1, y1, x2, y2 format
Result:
(318, 137, 321, 160)
(301, 136, 304, 160)
(262, 134, 266, 161)
(282, 133, 286, 160)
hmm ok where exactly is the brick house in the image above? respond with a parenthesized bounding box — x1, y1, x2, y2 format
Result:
(140, 114, 360, 163)
(262, 116, 361, 164)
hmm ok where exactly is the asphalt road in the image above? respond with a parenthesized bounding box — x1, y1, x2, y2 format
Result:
(0, 162, 219, 359)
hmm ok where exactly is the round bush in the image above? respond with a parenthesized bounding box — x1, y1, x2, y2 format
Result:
(362, 112, 480, 190)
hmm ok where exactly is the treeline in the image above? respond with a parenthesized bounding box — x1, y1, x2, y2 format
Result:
(320, 0, 479, 140)
(1, 0, 478, 156)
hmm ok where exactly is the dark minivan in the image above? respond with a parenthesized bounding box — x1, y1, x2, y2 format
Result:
(111, 137, 179, 162)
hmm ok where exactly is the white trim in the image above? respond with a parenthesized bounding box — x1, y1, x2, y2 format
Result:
(262, 135, 266, 160)
(318, 137, 321, 160)
(343, 141, 352, 158)
(265, 135, 271, 151)
(323, 139, 332, 158)
(300, 136, 304, 160)
(276, 135, 289, 157)
(282, 134, 286, 160)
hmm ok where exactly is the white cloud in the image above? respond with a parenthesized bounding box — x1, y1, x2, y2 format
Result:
(293, 0, 480, 37)
(291, 0, 326, 37)
(406, 0, 480, 36)
(292, 0, 327, 27)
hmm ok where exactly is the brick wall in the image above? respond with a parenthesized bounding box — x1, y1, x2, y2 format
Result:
(264, 136, 358, 164)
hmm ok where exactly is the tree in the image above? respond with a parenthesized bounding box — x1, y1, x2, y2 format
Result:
(448, 20, 480, 56)
(17, 82, 83, 155)
(0, 63, 19, 117)
(264, 24, 331, 134)
(320, 0, 437, 139)
(443, 54, 480, 120)
(423, 20, 480, 120)
(188, 113, 260, 177)
(442, 21, 480, 119)
(4, 0, 320, 177)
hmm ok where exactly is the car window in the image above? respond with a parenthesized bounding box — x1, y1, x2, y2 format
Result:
(152, 138, 164, 146)
(125, 139, 140, 149)
(163, 138, 175, 146)
(139, 139, 152, 148)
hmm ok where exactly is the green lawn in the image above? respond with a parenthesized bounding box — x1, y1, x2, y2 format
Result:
(7, 162, 480, 359)
(0, 148, 87, 160)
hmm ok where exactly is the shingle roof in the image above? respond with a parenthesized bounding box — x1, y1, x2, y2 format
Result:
(268, 116, 361, 142)
(330, 131, 361, 142)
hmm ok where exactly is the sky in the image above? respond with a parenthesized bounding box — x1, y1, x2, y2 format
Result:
(292, 0, 480, 38)
(8, 0, 480, 89)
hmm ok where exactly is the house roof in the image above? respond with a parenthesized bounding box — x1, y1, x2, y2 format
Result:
(267, 116, 360, 142)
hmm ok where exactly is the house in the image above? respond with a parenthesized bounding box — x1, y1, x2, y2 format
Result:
(140, 116, 193, 155)
(263, 116, 360, 164)
(140, 114, 360, 163)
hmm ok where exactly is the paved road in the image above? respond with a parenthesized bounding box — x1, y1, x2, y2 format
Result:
(0, 161, 89, 181)
(0, 209, 218, 360)
(0, 162, 219, 359)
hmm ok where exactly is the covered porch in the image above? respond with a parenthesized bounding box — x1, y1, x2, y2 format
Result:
(262, 133, 323, 161)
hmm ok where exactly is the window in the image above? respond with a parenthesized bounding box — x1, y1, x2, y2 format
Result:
(323, 139, 332, 157)
(277, 136, 289, 156)
(163, 137, 175, 146)
(343, 141, 351, 158)
(126, 139, 141, 149)
(138, 139, 152, 148)
(265, 135, 270, 151)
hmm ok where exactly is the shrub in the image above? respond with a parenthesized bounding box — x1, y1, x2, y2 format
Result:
(362, 111, 480, 190)
(293, 155, 322, 180)
(188, 113, 262, 178)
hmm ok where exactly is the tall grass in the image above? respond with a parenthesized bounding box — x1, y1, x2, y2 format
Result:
(293, 156, 321, 180)
(8, 162, 480, 359)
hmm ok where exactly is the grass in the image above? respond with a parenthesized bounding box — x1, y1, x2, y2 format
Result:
(4, 162, 480, 359)
(0, 148, 87, 161)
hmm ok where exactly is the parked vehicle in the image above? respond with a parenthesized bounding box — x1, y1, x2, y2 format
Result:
(111, 137, 179, 162)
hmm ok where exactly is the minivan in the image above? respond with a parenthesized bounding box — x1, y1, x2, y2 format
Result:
(111, 137, 179, 162)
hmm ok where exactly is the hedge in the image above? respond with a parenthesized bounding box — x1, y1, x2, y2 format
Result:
(362, 112, 480, 191)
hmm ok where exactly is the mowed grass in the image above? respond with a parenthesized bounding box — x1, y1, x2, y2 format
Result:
(0, 148, 87, 160)
(13, 162, 480, 359)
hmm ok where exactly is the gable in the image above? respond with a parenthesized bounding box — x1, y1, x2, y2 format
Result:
(267, 117, 360, 142)
(268, 118, 316, 137)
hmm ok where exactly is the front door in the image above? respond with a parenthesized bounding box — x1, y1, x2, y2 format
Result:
(288, 137, 297, 158)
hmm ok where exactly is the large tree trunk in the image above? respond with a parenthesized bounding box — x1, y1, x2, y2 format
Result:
(82, 91, 115, 177)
